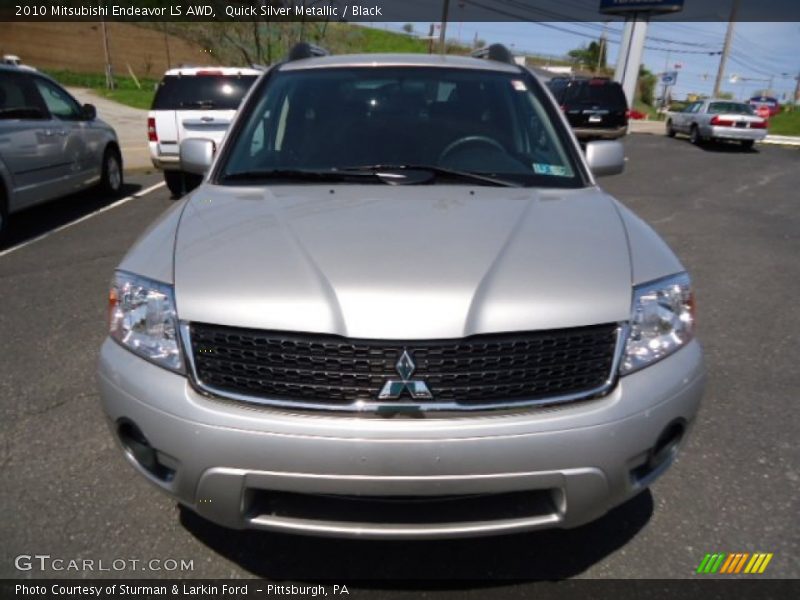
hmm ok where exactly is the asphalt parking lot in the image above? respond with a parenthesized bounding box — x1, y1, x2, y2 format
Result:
(1, 135, 798, 584)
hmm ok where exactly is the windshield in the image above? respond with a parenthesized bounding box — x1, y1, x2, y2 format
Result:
(708, 102, 754, 115)
(219, 67, 584, 187)
(152, 74, 257, 110)
(563, 81, 627, 109)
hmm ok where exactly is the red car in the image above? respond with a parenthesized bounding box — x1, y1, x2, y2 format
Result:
(749, 96, 780, 117)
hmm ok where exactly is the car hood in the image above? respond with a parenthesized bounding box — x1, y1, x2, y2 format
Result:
(173, 184, 633, 339)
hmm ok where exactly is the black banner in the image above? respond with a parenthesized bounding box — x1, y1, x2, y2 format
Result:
(2, 580, 799, 600)
(2, 0, 800, 22)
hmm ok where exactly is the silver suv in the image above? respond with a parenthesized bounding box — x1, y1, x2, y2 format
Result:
(98, 45, 705, 539)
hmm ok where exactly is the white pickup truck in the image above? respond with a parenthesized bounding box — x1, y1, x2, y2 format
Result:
(147, 66, 260, 196)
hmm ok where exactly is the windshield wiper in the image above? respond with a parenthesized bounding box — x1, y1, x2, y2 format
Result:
(337, 164, 521, 187)
(221, 168, 386, 183)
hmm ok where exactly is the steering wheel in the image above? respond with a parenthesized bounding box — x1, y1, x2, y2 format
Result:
(438, 135, 506, 163)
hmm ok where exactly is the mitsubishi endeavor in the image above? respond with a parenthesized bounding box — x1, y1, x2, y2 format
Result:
(98, 44, 705, 539)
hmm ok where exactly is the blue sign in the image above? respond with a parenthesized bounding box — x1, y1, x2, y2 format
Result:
(600, 0, 685, 14)
(661, 71, 679, 86)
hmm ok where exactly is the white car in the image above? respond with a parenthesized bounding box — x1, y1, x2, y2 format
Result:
(147, 66, 260, 196)
(666, 99, 768, 150)
(2, 54, 36, 71)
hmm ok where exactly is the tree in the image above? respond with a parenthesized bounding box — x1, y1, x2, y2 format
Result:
(567, 41, 606, 71)
(637, 65, 657, 106)
(402, 23, 414, 34)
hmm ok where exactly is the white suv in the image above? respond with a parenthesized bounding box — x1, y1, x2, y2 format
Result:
(147, 66, 259, 196)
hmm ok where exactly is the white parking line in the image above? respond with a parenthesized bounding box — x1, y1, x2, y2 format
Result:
(0, 182, 166, 259)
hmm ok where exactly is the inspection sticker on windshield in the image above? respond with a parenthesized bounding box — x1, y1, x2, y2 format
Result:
(511, 79, 527, 91)
(533, 163, 567, 176)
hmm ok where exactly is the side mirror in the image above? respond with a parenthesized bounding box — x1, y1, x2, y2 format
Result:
(180, 138, 215, 175)
(585, 140, 625, 178)
(82, 103, 96, 120)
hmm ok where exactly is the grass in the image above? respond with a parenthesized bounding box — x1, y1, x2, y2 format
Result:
(767, 109, 800, 136)
(43, 69, 157, 110)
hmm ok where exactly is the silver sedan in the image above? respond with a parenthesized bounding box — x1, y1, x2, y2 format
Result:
(0, 66, 123, 240)
(666, 98, 768, 149)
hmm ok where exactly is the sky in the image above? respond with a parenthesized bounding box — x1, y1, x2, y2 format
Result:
(372, 21, 799, 102)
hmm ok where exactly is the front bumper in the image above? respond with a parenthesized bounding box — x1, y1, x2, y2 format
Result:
(97, 338, 705, 539)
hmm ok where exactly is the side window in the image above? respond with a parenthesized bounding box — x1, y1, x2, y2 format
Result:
(33, 78, 83, 120)
(436, 82, 456, 102)
(0, 72, 47, 119)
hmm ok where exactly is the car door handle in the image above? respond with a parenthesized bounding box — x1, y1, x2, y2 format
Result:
(55, 130, 68, 136)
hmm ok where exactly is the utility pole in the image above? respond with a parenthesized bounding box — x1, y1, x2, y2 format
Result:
(100, 20, 114, 89)
(660, 50, 671, 109)
(162, 25, 172, 70)
(438, 0, 450, 55)
(793, 71, 800, 105)
(595, 21, 608, 75)
(713, 0, 740, 98)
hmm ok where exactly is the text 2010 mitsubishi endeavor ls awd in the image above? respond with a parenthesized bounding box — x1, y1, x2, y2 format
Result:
(97, 44, 705, 539)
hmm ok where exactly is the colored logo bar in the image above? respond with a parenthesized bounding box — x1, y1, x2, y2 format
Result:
(696, 553, 773, 574)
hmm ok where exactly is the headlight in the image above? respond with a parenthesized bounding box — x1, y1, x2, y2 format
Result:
(621, 272, 695, 375)
(108, 271, 183, 372)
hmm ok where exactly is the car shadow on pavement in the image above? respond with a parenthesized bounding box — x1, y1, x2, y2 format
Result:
(179, 490, 653, 583)
(696, 141, 759, 154)
(0, 182, 142, 252)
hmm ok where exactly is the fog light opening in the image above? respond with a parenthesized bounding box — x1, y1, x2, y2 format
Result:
(117, 419, 175, 482)
(647, 420, 686, 471)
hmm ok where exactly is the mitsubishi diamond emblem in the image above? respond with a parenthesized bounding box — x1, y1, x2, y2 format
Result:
(378, 349, 433, 400)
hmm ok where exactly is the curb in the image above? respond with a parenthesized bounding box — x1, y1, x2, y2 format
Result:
(761, 135, 800, 147)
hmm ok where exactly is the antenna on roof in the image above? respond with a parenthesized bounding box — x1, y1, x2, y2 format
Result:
(471, 44, 515, 66)
(287, 42, 330, 62)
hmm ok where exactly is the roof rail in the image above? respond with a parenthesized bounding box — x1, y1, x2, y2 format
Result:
(471, 44, 515, 66)
(287, 42, 330, 61)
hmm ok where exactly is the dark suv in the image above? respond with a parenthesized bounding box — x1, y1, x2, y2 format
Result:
(547, 77, 628, 140)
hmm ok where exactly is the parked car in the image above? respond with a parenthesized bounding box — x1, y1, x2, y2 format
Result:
(0, 65, 122, 240)
(99, 44, 705, 539)
(666, 99, 767, 149)
(748, 95, 780, 117)
(2, 54, 36, 71)
(546, 76, 629, 140)
(148, 66, 259, 197)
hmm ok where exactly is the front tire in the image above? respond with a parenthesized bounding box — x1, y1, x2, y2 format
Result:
(666, 120, 676, 137)
(164, 171, 184, 198)
(99, 147, 123, 196)
(164, 171, 202, 198)
(0, 189, 8, 245)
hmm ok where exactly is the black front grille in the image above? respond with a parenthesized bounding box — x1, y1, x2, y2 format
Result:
(190, 323, 617, 408)
(188, 323, 619, 409)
